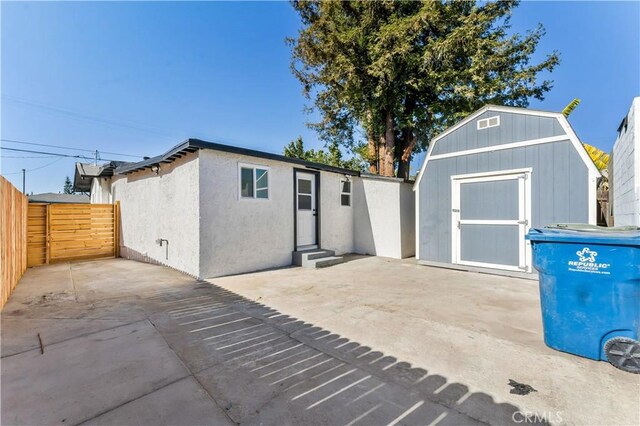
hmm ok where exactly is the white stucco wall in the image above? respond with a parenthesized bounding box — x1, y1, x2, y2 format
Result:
(319, 171, 355, 255)
(111, 147, 415, 277)
(112, 154, 200, 277)
(198, 151, 359, 278)
(612, 97, 640, 226)
(198, 150, 295, 278)
(353, 176, 415, 259)
(90, 177, 112, 204)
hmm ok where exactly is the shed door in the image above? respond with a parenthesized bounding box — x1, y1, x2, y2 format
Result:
(452, 171, 531, 272)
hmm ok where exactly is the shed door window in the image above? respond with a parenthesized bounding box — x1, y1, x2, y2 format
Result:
(341, 180, 351, 206)
(240, 165, 269, 199)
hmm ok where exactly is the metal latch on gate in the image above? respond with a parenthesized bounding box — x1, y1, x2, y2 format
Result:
(518, 220, 529, 225)
(452, 209, 460, 212)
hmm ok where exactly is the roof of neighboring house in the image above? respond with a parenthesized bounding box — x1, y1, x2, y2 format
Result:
(74, 161, 129, 192)
(114, 138, 362, 176)
(29, 192, 90, 204)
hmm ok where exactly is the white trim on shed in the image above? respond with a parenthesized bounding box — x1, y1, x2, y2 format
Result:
(413, 105, 601, 191)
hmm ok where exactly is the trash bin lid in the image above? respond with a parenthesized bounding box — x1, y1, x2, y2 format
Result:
(526, 224, 640, 246)
(547, 223, 640, 232)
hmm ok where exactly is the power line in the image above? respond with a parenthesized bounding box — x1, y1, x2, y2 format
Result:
(1, 147, 124, 163)
(1, 158, 65, 175)
(0, 155, 59, 158)
(1, 138, 144, 159)
(2, 95, 177, 139)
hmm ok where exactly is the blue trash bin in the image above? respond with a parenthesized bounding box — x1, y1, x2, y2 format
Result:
(526, 224, 640, 373)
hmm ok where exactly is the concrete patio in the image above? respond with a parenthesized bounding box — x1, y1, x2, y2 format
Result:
(1, 257, 638, 425)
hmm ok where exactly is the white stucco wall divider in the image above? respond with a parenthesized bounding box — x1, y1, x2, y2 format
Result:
(612, 98, 640, 226)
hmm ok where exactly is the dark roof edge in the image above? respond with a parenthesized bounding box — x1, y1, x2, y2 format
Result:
(115, 138, 360, 176)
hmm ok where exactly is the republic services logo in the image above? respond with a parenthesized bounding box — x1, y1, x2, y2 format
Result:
(576, 247, 598, 262)
(568, 247, 609, 274)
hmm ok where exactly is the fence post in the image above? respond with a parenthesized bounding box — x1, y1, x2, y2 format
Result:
(115, 201, 120, 258)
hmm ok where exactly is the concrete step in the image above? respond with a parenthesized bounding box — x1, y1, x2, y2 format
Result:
(292, 249, 336, 266)
(306, 256, 345, 269)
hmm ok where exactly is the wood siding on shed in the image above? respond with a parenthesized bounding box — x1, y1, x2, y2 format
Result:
(418, 110, 590, 265)
(431, 111, 566, 156)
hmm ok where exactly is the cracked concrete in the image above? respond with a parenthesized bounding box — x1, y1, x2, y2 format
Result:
(1, 258, 638, 425)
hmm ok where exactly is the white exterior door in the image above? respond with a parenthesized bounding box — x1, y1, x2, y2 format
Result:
(451, 169, 532, 272)
(296, 173, 317, 248)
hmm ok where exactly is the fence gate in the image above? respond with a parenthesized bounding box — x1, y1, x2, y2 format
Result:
(27, 203, 119, 266)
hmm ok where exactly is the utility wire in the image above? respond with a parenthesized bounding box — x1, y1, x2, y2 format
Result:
(1, 138, 144, 158)
(0, 155, 59, 158)
(1, 157, 65, 175)
(1, 147, 124, 163)
(2, 95, 177, 139)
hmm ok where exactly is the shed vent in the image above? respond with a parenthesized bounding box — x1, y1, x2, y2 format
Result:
(477, 116, 500, 130)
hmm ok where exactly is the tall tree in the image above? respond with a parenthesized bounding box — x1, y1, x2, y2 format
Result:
(289, 1, 560, 178)
(284, 136, 365, 171)
(63, 176, 74, 194)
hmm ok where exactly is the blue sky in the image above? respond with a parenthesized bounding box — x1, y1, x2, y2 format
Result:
(1, 1, 638, 194)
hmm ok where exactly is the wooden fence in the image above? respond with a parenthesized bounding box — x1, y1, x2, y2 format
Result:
(1, 176, 28, 309)
(27, 203, 119, 266)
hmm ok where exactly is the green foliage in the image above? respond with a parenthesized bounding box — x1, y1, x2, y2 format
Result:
(63, 176, 74, 194)
(283, 136, 365, 171)
(289, 0, 560, 177)
(562, 98, 581, 117)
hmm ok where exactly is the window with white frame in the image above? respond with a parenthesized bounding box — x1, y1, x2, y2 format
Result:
(239, 164, 269, 199)
(340, 179, 351, 206)
(477, 116, 500, 130)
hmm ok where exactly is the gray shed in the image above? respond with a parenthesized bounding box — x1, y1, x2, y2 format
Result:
(413, 105, 600, 275)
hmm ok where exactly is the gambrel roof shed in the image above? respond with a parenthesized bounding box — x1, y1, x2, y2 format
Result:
(413, 105, 600, 277)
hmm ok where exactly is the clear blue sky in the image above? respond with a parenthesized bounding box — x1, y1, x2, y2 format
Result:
(1, 1, 638, 194)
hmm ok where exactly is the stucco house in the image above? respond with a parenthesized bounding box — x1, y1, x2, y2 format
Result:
(76, 139, 414, 278)
(73, 161, 126, 203)
(413, 105, 600, 277)
(610, 97, 640, 227)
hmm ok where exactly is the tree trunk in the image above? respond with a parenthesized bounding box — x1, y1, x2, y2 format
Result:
(397, 128, 418, 180)
(396, 97, 418, 179)
(367, 129, 378, 174)
(380, 110, 395, 176)
(376, 134, 386, 175)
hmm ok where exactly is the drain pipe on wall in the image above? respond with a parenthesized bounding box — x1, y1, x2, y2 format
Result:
(156, 238, 169, 260)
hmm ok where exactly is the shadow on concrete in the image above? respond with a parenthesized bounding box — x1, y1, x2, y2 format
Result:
(150, 279, 541, 426)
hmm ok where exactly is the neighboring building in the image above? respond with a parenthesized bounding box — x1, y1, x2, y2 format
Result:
(84, 139, 414, 278)
(611, 97, 640, 227)
(413, 105, 600, 276)
(73, 161, 127, 203)
(28, 192, 89, 204)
